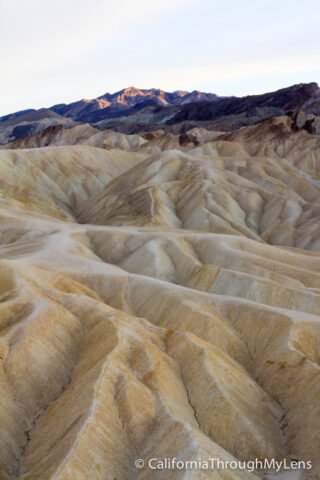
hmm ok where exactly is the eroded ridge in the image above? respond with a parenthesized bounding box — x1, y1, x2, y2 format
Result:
(0, 119, 320, 479)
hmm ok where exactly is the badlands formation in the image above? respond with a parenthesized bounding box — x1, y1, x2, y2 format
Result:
(0, 116, 320, 479)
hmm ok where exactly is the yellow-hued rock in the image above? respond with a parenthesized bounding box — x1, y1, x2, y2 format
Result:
(0, 121, 320, 479)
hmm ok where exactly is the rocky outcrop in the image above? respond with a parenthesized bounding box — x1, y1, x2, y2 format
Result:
(288, 110, 320, 135)
(305, 116, 320, 135)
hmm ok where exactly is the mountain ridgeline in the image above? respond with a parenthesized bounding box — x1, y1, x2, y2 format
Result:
(1, 82, 320, 143)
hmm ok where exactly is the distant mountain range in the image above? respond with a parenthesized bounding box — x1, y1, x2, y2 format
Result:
(50, 87, 221, 123)
(1, 83, 320, 143)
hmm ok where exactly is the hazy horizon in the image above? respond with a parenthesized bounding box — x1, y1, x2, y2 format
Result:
(1, 0, 320, 116)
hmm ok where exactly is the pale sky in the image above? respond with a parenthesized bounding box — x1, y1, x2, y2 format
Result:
(1, 0, 320, 116)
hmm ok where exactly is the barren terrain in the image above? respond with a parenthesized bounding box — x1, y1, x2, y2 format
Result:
(0, 116, 319, 479)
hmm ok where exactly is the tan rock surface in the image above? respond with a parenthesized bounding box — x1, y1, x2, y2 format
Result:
(0, 121, 320, 479)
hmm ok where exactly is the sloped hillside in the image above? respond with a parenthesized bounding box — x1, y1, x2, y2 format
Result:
(0, 119, 319, 479)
